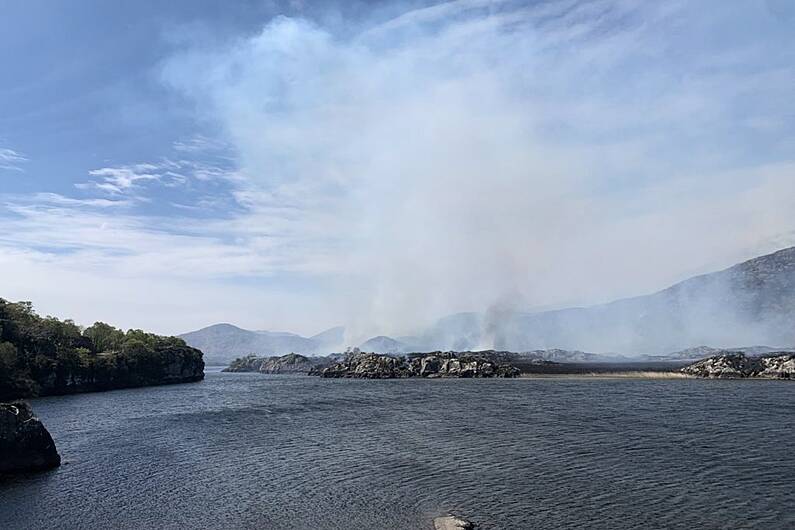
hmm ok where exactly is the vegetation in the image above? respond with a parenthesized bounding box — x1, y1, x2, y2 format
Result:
(0, 298, 204, 400)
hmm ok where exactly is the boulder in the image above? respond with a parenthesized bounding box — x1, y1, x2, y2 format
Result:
(0, 401, 61, 474)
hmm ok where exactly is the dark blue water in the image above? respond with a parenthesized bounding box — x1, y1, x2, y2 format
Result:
(1, 371, 793, 529)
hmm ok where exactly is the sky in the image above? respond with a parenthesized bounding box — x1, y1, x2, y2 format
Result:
(1, 0, 794, 340)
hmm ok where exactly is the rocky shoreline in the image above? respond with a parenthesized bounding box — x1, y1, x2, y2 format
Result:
(681, 352, 795, 379)
(0, 401, 60, 474)
(224, 353, 333, 374)
(222, 349, 795, 381)
(315, 351, 521, 379)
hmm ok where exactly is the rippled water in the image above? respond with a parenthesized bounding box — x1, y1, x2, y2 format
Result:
(1, 370, 793, 529)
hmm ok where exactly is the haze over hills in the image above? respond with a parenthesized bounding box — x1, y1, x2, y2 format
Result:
(179, 324, 345, 365)
(182, 246, 795, 360)
(381, 246, 795, 355)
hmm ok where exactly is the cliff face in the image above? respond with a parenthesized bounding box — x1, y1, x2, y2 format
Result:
(317, 352, 521, 379)
(30, 344, 205, 397)
(224, 353, 330, 374)
(681, 353, 795, 379)
(0, 401, 60, 474)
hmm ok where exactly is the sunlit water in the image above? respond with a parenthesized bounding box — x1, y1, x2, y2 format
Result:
(1, 369, 793, 529)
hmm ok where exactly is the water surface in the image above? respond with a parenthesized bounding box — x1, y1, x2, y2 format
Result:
(1, 370, 793, 529)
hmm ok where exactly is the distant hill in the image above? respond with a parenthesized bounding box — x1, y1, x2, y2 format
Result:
(179, 324, 344, 365)
(358, 336, 411, 354)
(184, 246, 795, 360)
(488, 246, 795, 354)
(365, 246, 795, 355)
(311, 326, 346, 349)
(647, 345, 795, 362)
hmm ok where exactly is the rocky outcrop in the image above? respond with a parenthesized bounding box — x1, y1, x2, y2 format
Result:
(0, 401, 60, 474)
(756, 354, 795, 378)
(317, 352, 521, 379)
(224, 353, 332, 374)
(681, 353, 795, 379)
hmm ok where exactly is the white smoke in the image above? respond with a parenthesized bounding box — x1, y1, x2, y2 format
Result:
(161, 1, 795, 344)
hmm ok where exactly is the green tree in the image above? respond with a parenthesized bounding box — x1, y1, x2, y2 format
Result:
(84, 322, 124, 353)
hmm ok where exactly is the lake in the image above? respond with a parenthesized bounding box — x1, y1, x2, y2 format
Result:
(1, 370, 793, 529)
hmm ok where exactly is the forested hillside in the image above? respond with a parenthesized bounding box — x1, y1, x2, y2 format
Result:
(0, 298, 204, 400)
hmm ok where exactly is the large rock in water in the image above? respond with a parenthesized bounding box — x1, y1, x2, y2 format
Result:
(681, 353, 795, 379)
(0, 401, 60, 473)
(317, 352, 521, 379)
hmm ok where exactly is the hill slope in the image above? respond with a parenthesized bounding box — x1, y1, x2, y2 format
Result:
(416, 246, 795, 354)
(179, 324, 344, 365)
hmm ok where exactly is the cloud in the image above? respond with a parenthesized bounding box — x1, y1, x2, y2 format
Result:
(173, 134, 232, 154)
(81, 164, 164, 194)
(76, 156, 241, 199)
(0, 147, 28, 171)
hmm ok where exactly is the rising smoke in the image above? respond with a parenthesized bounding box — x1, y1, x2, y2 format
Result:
(162, 1, 795, 350)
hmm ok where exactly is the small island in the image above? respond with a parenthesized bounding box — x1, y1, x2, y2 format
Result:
(0, 298, 205, 400)
(316, 351, 521, 378)
(681, 352, 795, 379)
(224, 350, 521, 378)
(224, 352, 333, 374)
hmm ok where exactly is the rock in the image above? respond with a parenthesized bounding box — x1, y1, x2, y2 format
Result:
(224, 353, 332, 374)
(434, 515, 475, 529)
(756, 354, 795, 379)
(317, 351, 521, 379)
(681, 353, 795, 379)
(0, 401, 60, 474)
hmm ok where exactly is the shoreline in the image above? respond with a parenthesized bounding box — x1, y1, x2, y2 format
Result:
(519, 371, 693, 380)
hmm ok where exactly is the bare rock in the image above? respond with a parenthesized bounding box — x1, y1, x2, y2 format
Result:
(434, 515, 475, 529)
(0, 401, 60, 474)
(318, 351, 520, 379)
(681, 352, 795, 379)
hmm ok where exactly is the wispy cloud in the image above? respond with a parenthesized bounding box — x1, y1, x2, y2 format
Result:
(173, 134, 232, 154)
(76, 157, 240, 200)
(0, 147, 28, 171)
(80, 164, 164, 194)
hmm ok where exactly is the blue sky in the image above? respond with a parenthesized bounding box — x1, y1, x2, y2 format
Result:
(1, 0, 794, 339)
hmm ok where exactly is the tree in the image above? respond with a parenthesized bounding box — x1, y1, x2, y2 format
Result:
(84, 322, 124, 353)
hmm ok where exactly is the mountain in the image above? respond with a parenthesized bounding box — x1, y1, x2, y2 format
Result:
(310, 326, 346, 349)
(179, 323, 344, 365)
(396, 246, 795, 355)
(359, 335, 411, 354)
